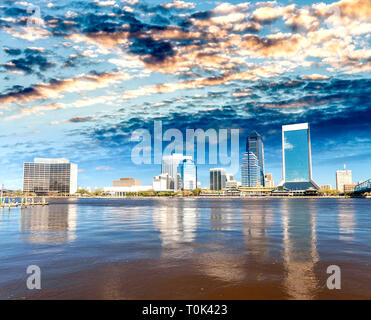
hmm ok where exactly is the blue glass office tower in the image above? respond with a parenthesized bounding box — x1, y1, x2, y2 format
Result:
(178, 158, 197, 190)
(282, 123, 319, 190)
(246, 131, 265, 186)
(241, 152, 260, 187)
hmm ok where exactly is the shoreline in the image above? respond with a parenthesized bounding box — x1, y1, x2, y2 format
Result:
(22, 195, 371, 200)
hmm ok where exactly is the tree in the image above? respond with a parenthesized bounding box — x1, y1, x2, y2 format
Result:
(76, 189, 90, 195)
(192, 188, 202, 196)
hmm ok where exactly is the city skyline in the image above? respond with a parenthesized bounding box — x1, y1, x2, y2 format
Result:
(3, 122, 371, 191)
(0, 0, 370, 189)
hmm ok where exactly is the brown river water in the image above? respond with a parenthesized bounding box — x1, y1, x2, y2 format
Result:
(0, 198, 370, 299)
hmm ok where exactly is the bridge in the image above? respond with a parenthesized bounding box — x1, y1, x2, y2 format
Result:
(353, 179, 371, 194)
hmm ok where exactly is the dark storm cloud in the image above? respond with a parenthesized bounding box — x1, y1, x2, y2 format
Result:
(2, 48, 55, 76)
(129, 36, 174, 63)
(68, 116, 96, 123)
(3, 47, 21, 55)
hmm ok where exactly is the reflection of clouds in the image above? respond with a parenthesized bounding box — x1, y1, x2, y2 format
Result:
(281, 199, 319, 299)
(153, 200, 197, 257)
(338, 201, 355, 241)
(284, 140, 294, 150)
(20, 204, 77, 244)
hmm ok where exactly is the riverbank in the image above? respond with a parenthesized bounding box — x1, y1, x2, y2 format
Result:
(36, 195, 371, 200)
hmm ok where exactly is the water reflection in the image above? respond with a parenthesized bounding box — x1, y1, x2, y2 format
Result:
(242, 202, 274, 262)
(0, 198, 369, 299)
(153, 200, 198, 257)
(281, 199, 319, 299)
(20, 204, 77, 244)
(337, 201, 355, 241)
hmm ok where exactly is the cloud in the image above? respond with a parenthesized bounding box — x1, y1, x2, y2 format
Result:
(67, 117, 96, 123)
(162, 1, 195, 10)
(2, 48, 55, 76)
(96, 166, 114, 171)
(0, 72, 129, 108)
(2, 26, 51, 41)
(302, 74, 330, 80)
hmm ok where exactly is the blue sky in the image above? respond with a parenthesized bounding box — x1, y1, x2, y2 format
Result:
(0, 0, 370, 190)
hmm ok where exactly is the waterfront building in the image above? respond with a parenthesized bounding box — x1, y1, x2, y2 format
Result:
(239, 186, 275, 196)
(241, 152, 260, 187)
(336, 165, 352, 192)
(210, 168, 227, 190)
(281, 123, 319, 191)
(113, 178, 141, 187)
(246, 131, 265, 186)
(226, 180, 238, 190)
(162, 154, 192, 190)
(264, 173, 274, 188)
(153, 173, 172, 192)
(178, 159, 197, 190)
(103, 185, 153, 197)
(343, 184, 357, 193)
(23, 158, 78, 195)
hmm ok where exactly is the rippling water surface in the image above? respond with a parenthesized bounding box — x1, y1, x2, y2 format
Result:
(0, 198, 370, 299)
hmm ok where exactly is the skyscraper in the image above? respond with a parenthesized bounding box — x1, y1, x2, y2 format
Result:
(23, 158, 78, 194)
(178, 158, 197, 190)
(161, 154, 192, 190)
(336, 165, 352, 192)
(210, 168, 227, 190)
(246, 131, 265, 186)
(282, 123, 319, 190)
(241, 152, 260, 187)
(264, 173, 274, 188)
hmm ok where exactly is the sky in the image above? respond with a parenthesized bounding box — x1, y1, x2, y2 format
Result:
(0, 0, 370, 190)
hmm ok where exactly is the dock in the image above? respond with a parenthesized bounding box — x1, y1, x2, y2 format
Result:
(0, 196, 48, 208)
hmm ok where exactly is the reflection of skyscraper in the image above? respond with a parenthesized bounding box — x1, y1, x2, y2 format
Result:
(178, 159, 197, 190)
(281, 199, 319, 299)
(241, 152, 260, 187)
(245, 131, 265, 186)
(152, 200, 197, 257)
(282, 123, 319, 190)
(162, 154, 192, 190)
(20, 204, 77, 243)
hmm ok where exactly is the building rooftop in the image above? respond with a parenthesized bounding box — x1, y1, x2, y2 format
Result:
(248, 130, 261, 138)
(283, 181, 319, 191)
(33, 158, 70, 164)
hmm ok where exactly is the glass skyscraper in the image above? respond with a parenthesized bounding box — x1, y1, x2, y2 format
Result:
(161, 154, 192, 190)
(241, 152, 260, 187)
(178, 159, 197, 190)
(23, 158, 78, 194)
(210, 168, 226, 190)
(242, 131, 265, 186)
(282, 123, 319, 190)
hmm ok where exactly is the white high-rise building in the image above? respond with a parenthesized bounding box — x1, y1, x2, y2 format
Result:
(23, 158, 78, 194)
(161, 154, 192, 190)
(178, 159, 197, 190)
(336, 165, 352, 192)
(153, 173, 172, 192)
